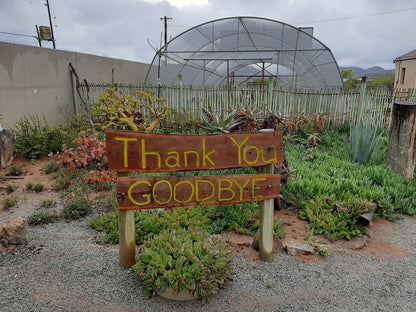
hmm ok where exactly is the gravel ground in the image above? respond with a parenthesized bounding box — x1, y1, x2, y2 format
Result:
(1, 216, 416, 312)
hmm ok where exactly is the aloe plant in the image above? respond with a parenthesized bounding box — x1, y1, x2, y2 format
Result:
(345, 122, 384, 165)
(200, 107, 242, 133)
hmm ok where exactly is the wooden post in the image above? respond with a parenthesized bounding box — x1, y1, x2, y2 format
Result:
(387, 102, 416, 179)
(0, 129, 15, 168)
(118, 172, 136, 268)
(259, 163, 274, 262)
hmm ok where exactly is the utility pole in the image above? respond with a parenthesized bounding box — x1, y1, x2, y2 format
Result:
(45, 0, 56, 49)
(160, 16, 172, 46)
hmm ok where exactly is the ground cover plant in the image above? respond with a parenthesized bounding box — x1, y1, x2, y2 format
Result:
(282, 125, 416, 240)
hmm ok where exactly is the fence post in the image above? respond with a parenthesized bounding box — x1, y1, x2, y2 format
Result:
(179, 74, 184, 109)
(268, 75, 274, 110)
(118, 172, 136, 268)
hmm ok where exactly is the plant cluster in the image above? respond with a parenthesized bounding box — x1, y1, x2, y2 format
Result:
(8, 166, 23, 176)
(93, 88, 169, 132)
(2, 197, 17, 209)
(57, 130, 107, 170)
(132, 227, 234, 303)
(92, 202, 285, 245)
(26, 183, 44, 192)
(6, 184, 16, 193)
(345, 122, 384, 165)
(282, 127, 416, 240)
(63, 197, 92, 219)
(43, 161, 60, 174)
(13, 114, 88, 159)
(27, 211, 57, 225)
(300, 196, 372, 240)
(83, 171, 116, 190)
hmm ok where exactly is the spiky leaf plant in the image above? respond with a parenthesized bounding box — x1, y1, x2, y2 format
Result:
(345, 122, 384, 165)
(133, 227, 234, 303)
(200, 107, 243, 133)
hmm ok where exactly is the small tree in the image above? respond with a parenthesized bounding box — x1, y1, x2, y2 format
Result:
(93, 88, 169, 133)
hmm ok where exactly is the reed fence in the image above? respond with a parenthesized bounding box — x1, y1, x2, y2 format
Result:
(77, 82, 416, 130)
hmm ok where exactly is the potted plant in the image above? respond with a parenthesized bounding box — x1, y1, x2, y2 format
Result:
(132, 226, 235, 303)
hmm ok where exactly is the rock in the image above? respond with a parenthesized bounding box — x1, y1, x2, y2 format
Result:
(285, 243, 315, 256)
(252, 233, 285, 253)
(1, 216, 28, 245)
(338, 234, 371, 250)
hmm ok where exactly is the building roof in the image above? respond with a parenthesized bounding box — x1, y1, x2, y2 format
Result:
(394, 49, 416, 62)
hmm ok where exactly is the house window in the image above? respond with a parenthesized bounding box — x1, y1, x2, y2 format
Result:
(400, 67, 406, 85)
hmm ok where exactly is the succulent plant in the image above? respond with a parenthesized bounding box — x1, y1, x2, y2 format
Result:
(133, 226, 234, 303)
(200, 107, 243, 133)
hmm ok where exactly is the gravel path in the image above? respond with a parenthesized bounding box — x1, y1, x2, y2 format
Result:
(1, 216, 416, 312)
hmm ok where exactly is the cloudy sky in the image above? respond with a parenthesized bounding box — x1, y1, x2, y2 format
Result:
(1, 0, 415, 69)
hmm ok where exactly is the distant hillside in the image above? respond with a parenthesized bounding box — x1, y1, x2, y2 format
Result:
(340, 66, 395, 78)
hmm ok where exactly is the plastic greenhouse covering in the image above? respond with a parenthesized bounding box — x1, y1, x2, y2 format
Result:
(145, 16, 343, 89)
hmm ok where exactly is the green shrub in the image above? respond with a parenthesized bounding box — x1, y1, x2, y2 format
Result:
(133, 227, 234, 303)
(43, 161, 60, 174)
(26, 183, 34, 190)
(8, 166, 23, 176)
(63, 197, 92, 219)
(6, 184, 16, 193)
(13, 113, 89, 159)
(2, 198, 17, 209)
(299, 196, 371, 240)
(41, 199, 54, 208)
(28, 211, 57, 225)
(54, 177, 71, 190)
(33, 184, 44, 192)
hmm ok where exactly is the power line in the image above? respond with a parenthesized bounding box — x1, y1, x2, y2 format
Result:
(293, 6, 416, 25)
(0, 31, 36, 38)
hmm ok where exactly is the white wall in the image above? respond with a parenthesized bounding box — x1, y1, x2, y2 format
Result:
(0, 42, 150, 128)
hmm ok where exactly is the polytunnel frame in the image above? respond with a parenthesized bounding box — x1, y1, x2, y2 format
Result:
(144, 16, 343, 89)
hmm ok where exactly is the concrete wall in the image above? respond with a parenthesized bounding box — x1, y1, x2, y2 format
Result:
(0, 42, 150, 128)
(394, 58, 416, 89)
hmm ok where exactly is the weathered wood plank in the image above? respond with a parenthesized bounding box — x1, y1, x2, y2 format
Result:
(106, 129, 285, 173)
(117, 174, 281, 210)
(259, 164, 274, 262)
(118, 172, 136, 268)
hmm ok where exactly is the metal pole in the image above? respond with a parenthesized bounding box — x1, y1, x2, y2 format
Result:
(35, 25, 42, 47)
(160, 16, 172, 46)
(45, 0, 56, 49)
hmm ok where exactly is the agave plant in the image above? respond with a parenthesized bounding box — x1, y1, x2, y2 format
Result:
(200, 107, 243, 133)
(345, 122, 384, 165)
(133, 226, 234, 303)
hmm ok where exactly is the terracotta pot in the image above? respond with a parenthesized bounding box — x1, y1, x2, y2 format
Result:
(156, 287, 197, 301)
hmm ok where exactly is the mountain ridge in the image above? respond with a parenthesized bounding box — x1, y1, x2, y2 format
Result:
(340, 66, 395, 78)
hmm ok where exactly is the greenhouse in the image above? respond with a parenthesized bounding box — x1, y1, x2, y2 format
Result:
(145, 16, 343, 89)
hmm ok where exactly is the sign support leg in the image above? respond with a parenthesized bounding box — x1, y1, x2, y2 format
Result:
(118, 172, 136, 268)
(259, 163, 274, 262)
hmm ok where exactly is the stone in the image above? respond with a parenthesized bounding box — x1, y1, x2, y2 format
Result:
(252, 233, 285, 253)
(285, 243, 315, 256)
(1, 216, 28, 245)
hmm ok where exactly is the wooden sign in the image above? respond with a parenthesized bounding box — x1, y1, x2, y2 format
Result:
(117, 174, 281, 210)
(106, 129, 286, 267)
(106, 129, 285, 172)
